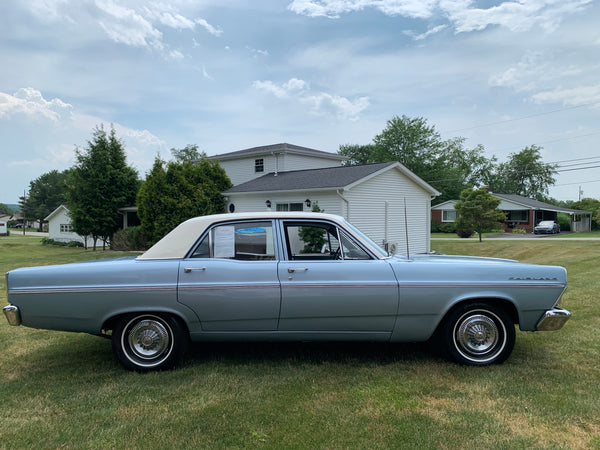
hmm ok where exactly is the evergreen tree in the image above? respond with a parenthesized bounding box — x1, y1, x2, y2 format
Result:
(137, 151, 232, 244)
(67, 125, 139, 249)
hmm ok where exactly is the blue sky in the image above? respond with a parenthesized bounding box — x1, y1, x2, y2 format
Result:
(1, 0, 599, 204)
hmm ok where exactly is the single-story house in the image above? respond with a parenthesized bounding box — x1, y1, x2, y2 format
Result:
(222, 161, 440, 255)
(432, 193, 592, 233)
(45, 205, 95, 247)
(45, 205, 140, 246)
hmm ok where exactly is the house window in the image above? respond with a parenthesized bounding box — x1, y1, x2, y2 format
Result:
(276, 203, 304, 212)
(506, 210, 528, 222)
(442, 210, 458, 222)
(60, 224, 73, 233)
(255, 158, 264, 173)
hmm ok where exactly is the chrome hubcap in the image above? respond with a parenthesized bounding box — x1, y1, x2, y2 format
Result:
(456, 314, 499, 356)
(128, 319, 170, 360)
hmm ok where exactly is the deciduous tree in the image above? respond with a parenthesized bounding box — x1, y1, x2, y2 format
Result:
(21, 170, 69, 231)
(454, 187, 506, 242)
(488, 145, 557, 200)
(339, 115, 496, 203)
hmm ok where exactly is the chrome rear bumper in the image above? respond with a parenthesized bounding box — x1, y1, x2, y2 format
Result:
(536, 307, 571, 331)
(3, 305, 21, 326)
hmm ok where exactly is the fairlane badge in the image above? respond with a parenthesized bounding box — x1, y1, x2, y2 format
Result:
(509, 276, 559, 281)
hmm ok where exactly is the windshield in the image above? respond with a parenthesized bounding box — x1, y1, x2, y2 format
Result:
(343, 220, 388, 257)
(538, 221, 553, 226)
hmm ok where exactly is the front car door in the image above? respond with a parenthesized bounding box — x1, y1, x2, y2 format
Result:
(177, 220, 281, 331)
(277, 220, 399, 338)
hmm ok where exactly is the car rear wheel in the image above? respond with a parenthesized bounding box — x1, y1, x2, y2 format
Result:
(112, 313, 187, 372)
(439, 303, 515, 366)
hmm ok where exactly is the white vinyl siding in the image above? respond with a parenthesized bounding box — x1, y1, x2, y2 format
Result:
(341, 168, 432, 255)
(226, 167, 434, 256)
(217, 153, 343, 185)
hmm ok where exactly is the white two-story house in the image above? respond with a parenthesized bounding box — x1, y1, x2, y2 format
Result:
(209, 143, 440, 255)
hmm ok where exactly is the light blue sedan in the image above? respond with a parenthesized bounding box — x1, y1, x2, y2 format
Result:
(4, 212, 570, 371)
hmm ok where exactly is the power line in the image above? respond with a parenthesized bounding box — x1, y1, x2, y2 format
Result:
(442, 102, 600, 134)
(489, 130, 600, 154)
(555, 179, 600, 187)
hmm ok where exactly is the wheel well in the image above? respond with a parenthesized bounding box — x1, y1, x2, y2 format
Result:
(441, 298, 519, 329)
(102, 311, 190, 337)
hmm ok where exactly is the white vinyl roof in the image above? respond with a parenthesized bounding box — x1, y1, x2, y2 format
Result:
(138, 212, 355, 260)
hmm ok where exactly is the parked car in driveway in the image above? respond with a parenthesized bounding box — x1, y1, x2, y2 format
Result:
(4, 212, 571, 371)
(534, 221, 560, 234)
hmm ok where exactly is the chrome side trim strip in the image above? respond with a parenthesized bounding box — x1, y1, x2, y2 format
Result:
(398, 282, 566, 289)
(178, 283, 280, 290)
(8, 285, 176, 295)
(281, 282, 399, 289)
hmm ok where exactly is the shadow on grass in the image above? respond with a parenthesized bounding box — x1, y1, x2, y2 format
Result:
(185, 340, 436, 367)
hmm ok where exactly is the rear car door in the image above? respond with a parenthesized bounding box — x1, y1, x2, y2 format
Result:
(177, 220, 281, 331)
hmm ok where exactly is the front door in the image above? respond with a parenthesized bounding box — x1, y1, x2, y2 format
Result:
(277, 221, 398, 336)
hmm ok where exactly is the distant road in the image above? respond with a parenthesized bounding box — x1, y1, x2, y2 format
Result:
(8, 230, 49, 237)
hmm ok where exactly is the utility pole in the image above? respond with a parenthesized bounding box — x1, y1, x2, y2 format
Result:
(578, 186, 583, 201)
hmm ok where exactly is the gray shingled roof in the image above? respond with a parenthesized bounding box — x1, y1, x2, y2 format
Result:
(209, 142, 346, 161)
(225, 162, 397, 193)
(493, 193, 589, 214)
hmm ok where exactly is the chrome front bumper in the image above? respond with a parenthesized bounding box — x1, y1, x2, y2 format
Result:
(536, 307, 571, 331)
(3, 305, 21, 326)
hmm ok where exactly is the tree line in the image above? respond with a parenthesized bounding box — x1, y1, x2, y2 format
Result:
(19, 126, 231, 249)
(338, 115, 558, 204)
(17, 116, 600, 248)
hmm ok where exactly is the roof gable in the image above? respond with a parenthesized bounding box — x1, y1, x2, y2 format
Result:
(209, 142, 347, 162)
(45, 204, 69, 221)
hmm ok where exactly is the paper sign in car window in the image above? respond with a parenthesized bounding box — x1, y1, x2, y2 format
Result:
(213, 225, 235, 258)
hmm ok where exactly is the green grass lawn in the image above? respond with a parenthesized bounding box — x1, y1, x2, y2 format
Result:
(1, 235, 599, 448)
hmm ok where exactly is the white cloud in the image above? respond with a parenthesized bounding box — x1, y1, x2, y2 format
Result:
(404, 24, 448, 40)
(253, 78, 369, 120)
(96, 0, 164, 49)
(532, 85, 600, 106)
(289, 0, 593, 35)
(441, 0, 592, 34)
(0, 88, 72, 122)
(196, 18, 223, 37)
(23, 0, 223, 59)
(288, 0, 437, 19)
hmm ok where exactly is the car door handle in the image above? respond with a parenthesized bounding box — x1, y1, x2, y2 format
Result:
(184, 267, 206, 273)
(288, 267, 308, 273)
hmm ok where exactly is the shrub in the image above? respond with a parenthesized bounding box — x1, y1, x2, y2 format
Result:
(111, 226, 148, 251)
(41, 238, 83, 247)
(512, 228, 527, 234)
(456, 229, 474, 238)
(557, 213, 571, 232)
(431, 220, 441, 233)
(440, 223, 457, 233)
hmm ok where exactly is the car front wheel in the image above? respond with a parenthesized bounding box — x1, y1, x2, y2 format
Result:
(112, 313, 187, 371)
(439, 303, 515, 366)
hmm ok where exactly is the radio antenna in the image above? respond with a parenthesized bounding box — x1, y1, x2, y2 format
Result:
(404, 197, 410, 260)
